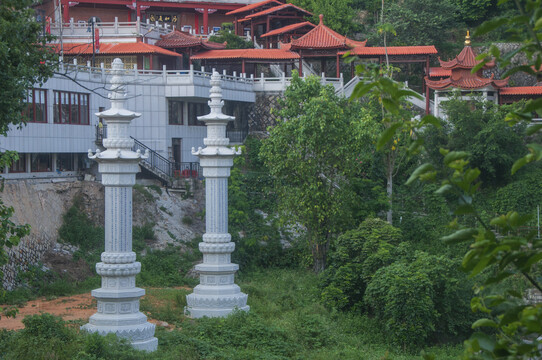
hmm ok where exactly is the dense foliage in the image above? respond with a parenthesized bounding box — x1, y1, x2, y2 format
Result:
(260, 73, 369, 272)
(0, 0, 56, 135)
(321, 218, 402, 311)
(0, 269, 463, 360)
(0, 0, 57, 318)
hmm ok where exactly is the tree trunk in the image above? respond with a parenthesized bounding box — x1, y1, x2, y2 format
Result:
(386, 155, 393, 224)
(312, 242, 328, 273)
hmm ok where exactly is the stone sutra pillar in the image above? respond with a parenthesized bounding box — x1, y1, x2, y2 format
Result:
(84, 58, 157, 352)
(185, 71, 249, 318)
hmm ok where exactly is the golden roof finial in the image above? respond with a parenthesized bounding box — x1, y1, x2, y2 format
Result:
(465, 30, 471, 46)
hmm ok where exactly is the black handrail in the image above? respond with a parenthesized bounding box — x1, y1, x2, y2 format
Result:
(131, 137, 201, 179)
(96, 125, 201, 180)
(131, 137, 172, 178)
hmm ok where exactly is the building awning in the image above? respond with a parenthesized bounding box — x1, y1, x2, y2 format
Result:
(191, 48, 300, 61)
(155, 30, 226, 50)
(340, 45, 438, 56)
(50, 42, 183, 57)
(500, 86, 542, 95)
(243, 3, 313, 20)
(226, 0, 283, 16)
(261, 22, 316, 38)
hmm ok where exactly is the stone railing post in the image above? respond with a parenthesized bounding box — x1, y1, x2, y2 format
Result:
(186, 71, 249, 318)
(84, 58, 157, 352)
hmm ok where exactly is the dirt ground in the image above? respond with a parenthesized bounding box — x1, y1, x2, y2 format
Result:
(0, 293, 96, 330)
(0, 288, 189, 331)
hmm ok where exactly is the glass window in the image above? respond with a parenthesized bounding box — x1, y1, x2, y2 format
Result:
(53, 91, 89, 124)
(9, 154, 26, 173)
(188, 102, 206, 126)
(168, 100, 184, 125)
(24, 89, 47, 123)
(57, 153, 74, 171)
(31, 153, 52, 172)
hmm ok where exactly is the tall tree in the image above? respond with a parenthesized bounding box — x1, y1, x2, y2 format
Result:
(0, 0, 56, 134)
(260, 73, 364, 272)
(0, 0, 56, 316)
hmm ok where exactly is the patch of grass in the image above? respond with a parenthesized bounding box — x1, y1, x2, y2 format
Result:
(181, 216, 193, 225)
(133, 223, 156, 252)
(0, 269, 463, 359)
(133, 184, 154, 202)
(159, 206, 173, 216)
(147, 184, 163, 196)
(137, 244, 199, 288)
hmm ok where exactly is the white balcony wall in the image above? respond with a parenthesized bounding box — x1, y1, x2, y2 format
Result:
(3, 64, 255, 165)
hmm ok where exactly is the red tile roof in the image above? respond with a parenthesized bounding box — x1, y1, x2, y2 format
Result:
(245, 3, 312, 19)
(261, 22, 315, 38)
(439, 45, 495, 69)
(226, 0, 283, 16)
(425, 42, 508, 91)
(155, 30, 226, 50)
(341, 45, 437, 56)
(291, 14, 366, 50)
(429, 67, 451, 77)
(425, 70, 508, 90)
(51, 42, 182, 57)
(191, 48, 300, 60)
(500, 86, 542, 95)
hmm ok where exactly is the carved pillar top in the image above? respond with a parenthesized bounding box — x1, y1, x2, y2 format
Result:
(89, 58, 148, 167)
(191, 71, 241, 161)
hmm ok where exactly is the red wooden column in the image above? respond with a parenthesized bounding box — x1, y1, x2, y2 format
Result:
(62, 0, 69, 23)
(203, 8, 209, 34)
(242, 59, 246, 74)
(137, 5, 141, 20)
(298, 56, 303, 77)
(336, 53, 340, 78)
(195, 13, 200, 34)
(234, 18, 238, 35)
(250, 22, 254, 42)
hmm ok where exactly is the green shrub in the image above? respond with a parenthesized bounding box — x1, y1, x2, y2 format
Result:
(147, 184, 162, 196)
(58, 199, 104, 264)
(132, 223, 155, 252)
(182, 216, 193, 225)
(137, 244, 199, 287)
(321, 218, 402, 311)
(364, 251, 475, 351)
(208, 31, 254, 49)
(133, 184, 154, 202)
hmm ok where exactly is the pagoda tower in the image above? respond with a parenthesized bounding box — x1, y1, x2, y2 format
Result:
(185, 71, 249, 318)
(84, 58, 157, 352)
(425, 31, 509, 117)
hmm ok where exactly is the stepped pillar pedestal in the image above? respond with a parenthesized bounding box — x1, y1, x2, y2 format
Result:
(84, 58, 157, 352)
(185, 71, 249, 318)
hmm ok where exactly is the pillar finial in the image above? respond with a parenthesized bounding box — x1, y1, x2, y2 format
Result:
(465, 30, 471, 46)
(319, 14, 323, 25)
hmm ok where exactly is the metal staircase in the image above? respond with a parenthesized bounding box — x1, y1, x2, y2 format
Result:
(131, 137, 201, 186)
(95, 125, 200, 187)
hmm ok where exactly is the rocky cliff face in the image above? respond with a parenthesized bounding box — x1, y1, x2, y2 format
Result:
(1, 179, 204, 290)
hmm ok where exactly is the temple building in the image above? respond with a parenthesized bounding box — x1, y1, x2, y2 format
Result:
(8, 0, 541, 182)
(425, 32, 509, 116)
(35, 0, 262, 35)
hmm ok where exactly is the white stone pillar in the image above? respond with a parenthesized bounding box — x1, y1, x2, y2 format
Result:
(186, 71, 249, 318)
(84, 58, 157, 352)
